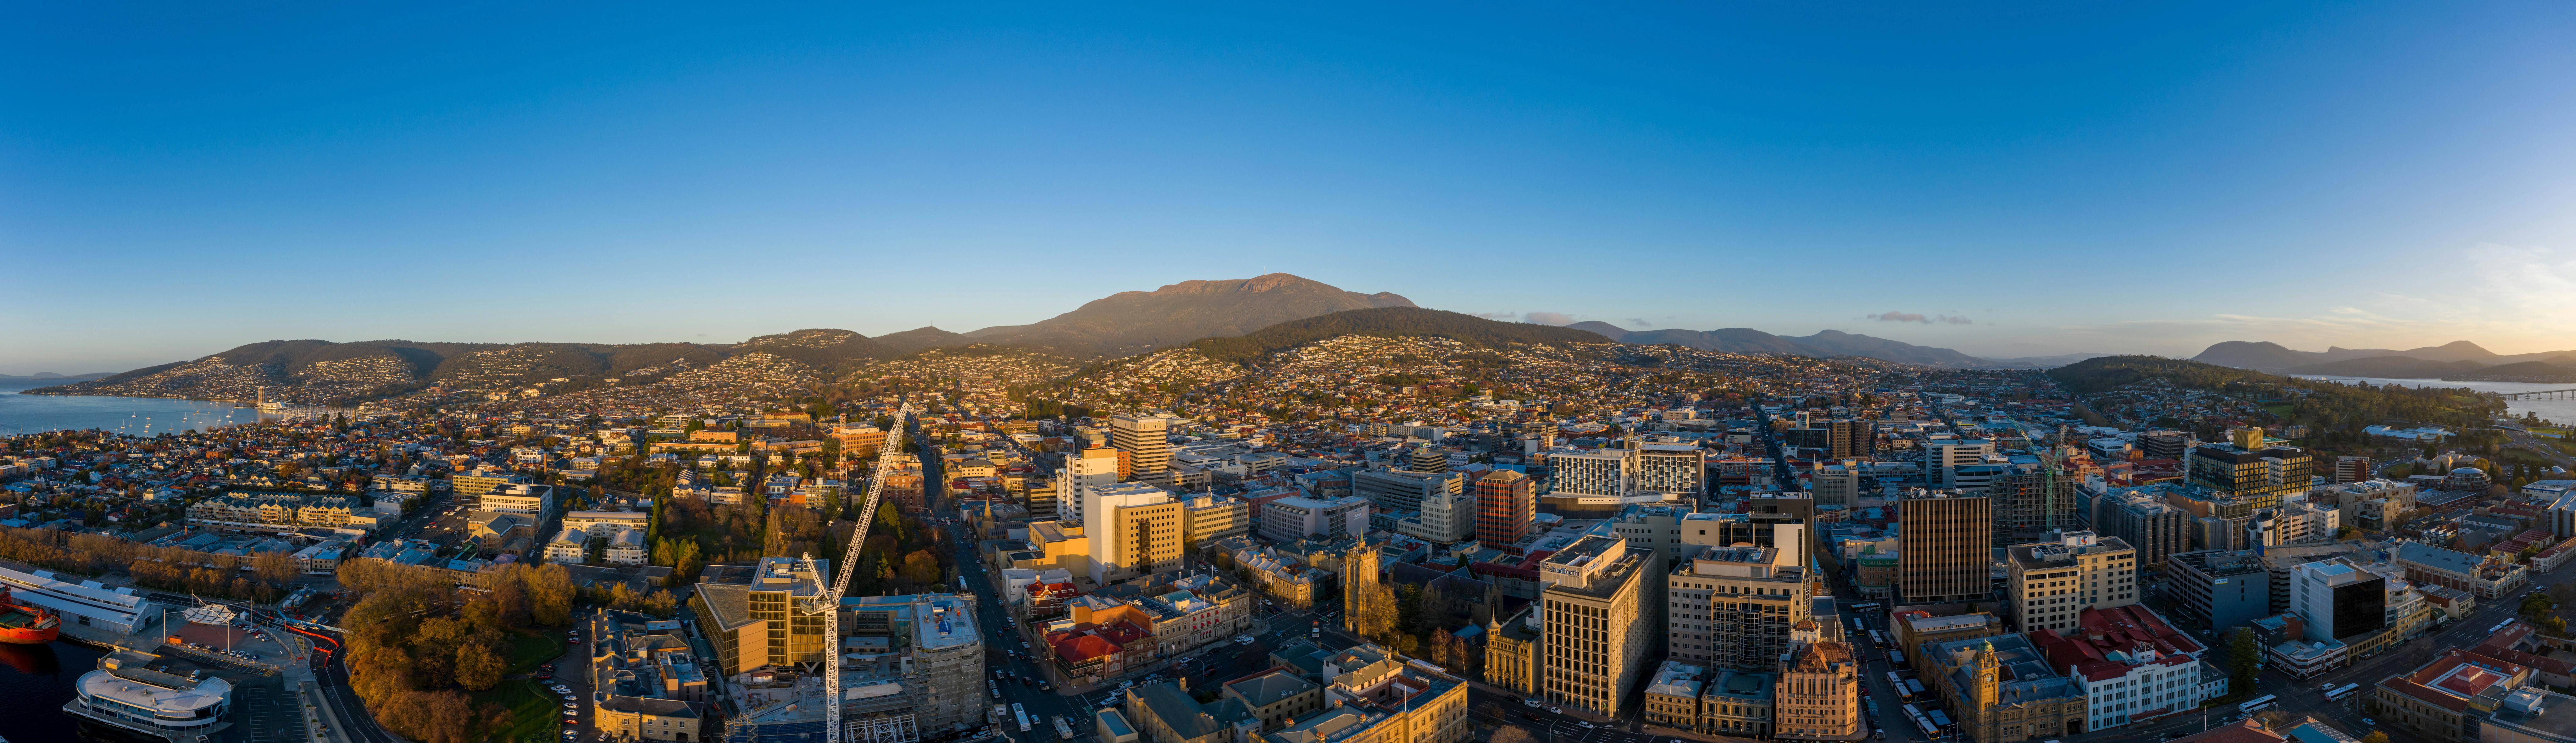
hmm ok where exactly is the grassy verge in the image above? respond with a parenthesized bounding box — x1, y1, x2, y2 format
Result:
(475, 678, 560, 743)
(504, 632, 564, 673)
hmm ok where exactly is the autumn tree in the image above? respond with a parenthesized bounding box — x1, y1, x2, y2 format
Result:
(453, 644, 506, 691)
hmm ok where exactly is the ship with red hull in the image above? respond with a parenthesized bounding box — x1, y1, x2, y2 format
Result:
(0, 586, 62, 644)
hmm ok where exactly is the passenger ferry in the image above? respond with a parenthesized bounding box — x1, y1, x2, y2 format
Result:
(62, 649, 233, 743)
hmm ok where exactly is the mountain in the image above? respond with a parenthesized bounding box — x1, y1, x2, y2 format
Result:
(1564, 321, 1631, 341)
(2446, 359, 2576, 383)
(1975, 353, 2115, 369)
(872, 327, 973, 354)
(35, 337, 741, 405)
(1563, 323, 2066, 367)
(961, 273, 1414, 357)
(2188, 341, 2323, 371)
(1189, 307, 1606, 363)
(0, 372, 112, 383)
(2190, 339, 2576, 372)
(730, 329, 892, 371)
(1786, 330, 1983, 366)
(2285, 356, 2489, 379)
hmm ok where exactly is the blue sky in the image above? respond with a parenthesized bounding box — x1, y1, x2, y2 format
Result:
(8, 2, 2576, 374)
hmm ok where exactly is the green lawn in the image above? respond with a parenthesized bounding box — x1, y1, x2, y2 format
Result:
(475, 678, 561, 743)
(504, 632, 564, 673)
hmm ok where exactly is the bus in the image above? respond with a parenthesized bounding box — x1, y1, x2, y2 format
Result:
(2326, 683, 2363, 702)
(1851, 602, 1882, 612)
(1888, 672, 1912, 701)
(2492, 618, 2519, 635)
(1870, 630, 1889, 649)
(1902, 704, 1941, 739)
(2239, 695, 2278, 714)
(1013, 703, 1032, 732)
(1053, 715, 1076, 740)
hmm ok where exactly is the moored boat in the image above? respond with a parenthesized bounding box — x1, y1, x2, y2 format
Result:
(0, 587, 63, 644)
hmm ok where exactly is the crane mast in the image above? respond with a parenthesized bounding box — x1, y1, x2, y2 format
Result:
(804, 400, 911, 743)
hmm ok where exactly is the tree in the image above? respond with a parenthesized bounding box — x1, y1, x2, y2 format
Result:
(2363, 732, 2390, 743)
(2226, 628, 2261, 692)
(525, 563, 575, 626)
(453, 643, 506, 691)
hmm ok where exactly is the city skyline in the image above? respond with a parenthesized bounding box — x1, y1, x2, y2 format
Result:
(10, 3, 2576, 374)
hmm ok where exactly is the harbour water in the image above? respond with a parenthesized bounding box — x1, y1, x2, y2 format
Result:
(0, 379, 277, 436)
(0, 639, 106, 743)
(2294, 375, 2576, 425)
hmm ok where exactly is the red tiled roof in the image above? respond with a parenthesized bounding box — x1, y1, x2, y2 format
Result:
(1052, 633, 1120, 663)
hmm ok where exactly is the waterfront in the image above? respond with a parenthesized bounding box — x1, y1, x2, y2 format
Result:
(2296, 374, 2576, 424)
(0, 639, 106, 743)
(0, 380, 274, 436)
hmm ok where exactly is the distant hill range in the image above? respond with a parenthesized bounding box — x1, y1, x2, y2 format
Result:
(0, 372, 112, 384)
(30, 273, 1422, 403)
(1193, 307, 1606, 363)
(948, 273, 1415, 358)
(1564, 321, 2101, 369)
(2191, 340, 2576, 383)
(40, 271, 2127, 404)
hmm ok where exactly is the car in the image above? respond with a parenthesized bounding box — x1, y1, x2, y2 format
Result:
(567, 638, 580, 645)
(1523, 713, 1546, 722)
(1578, 721, 1595, 729)
(1523, 698, 1542, 708)
(1039, 682, 1052, 691)
(1548, 706, 1562, 714)
(564, 694, 579, 701)
(552, 685, 573, 693)
(2362, 719, 2375, 727)
(565, 703, 581, 710)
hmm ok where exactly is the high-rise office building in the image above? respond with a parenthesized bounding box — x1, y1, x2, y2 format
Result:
(1666, 543, 1808, 671)
(1631, 439, 1708, 496)
(2001, 530, 2138, 633)
(2334, 455, 2374, 485)
(1775, 641, 1865, 741)
(1925, 440, 1998, 490)
(1408, 445, 1448, 474)
(1541, 534, 1661, 717)
(1352, 469, 1464, 515)
(1897, 489, 1992, 604)
(1109, 413, 1175, 479)
(1824, 419, 1874, 461)
(1052, 447, 1121, 524)
(1548, 450, 1630, 500)
(2185, 428, 2312, 509)
(690, 557, 832, 675)
(2165, 550, 2271, 631)
(2138, 430, 2190, 460)
(1475, 470, 1536, 550)
(1991, 458, 2080, 546)
(1082, 482, 1182, 583)
(2096, 489, 2192, 568)
(1810, 461, 1863, 508)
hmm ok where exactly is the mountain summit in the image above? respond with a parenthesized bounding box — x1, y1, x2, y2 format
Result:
(959, 273, 1413, 357)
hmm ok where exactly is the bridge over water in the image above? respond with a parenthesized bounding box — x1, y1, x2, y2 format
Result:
(2501, 389, 2576, 399)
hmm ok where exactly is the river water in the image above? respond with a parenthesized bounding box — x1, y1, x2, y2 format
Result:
(0, 379, 283, 436)
(0, 639, 104, 743)
(2293, 375, 2576, 426)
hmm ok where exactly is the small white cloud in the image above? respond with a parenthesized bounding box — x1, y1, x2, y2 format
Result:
(1524, 312, 1576, 326)
(1868, 311, 1930, 324)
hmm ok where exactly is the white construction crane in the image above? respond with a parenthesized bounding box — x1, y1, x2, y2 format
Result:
(802, 400, 911, 743)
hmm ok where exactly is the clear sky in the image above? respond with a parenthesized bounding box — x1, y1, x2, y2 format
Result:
(8, 2, 2576, 374)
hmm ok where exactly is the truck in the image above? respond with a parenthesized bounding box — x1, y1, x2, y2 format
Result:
(1013, 703, 1032, 732)
(1053, 715, 1076, 740)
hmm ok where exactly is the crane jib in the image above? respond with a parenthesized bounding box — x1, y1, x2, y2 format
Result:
(808, 399, 910, 743)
